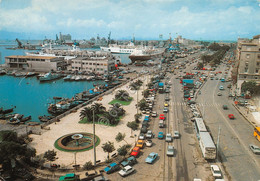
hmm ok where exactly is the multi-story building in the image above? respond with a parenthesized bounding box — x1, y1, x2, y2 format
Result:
(5, 55, 66, 72)
(70, 52, 116, 74)
(236, 34, 260, 95)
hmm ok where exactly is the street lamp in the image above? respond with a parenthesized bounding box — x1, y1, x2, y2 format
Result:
(93, 109, 96, 166)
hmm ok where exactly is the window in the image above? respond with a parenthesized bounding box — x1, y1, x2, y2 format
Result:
(246, 54, 250, 59)
(257, 62, 260, 66)
(255, 76, 258, 79)
(256, 69, 259, 73)
(244, 75, 247, 78)
(244, 68, 248, 72)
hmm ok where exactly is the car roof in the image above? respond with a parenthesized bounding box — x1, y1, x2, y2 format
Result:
(149, 152, 157, 156)
(124, 165, 132, 169)
(211, 165, 220, 171)
(159, 132, 163, 134)
(168, 145, 174, 149)
(110, 162, 117, 167)
(133, 147, 140, 150)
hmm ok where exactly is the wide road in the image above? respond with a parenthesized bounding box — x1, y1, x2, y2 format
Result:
(197, 64, 260, 180)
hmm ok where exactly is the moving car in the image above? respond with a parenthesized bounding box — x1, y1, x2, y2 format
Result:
(165, 96, 170, 101)
(145, 139, 153, 147)
(165, 133, 173, 142)
(146, 130, 153, 139)
(217, 92, 222, 96)
(158, 132, 164, 139)
(145, 152, 158, 164)
(228, 114, 235, 119)
(173, 131, 180, 138)
(163, 107, 169, 113)
(222, 105, 228, 110)
(130, 147, 140, 157)
(136, 140, 145, 148)
(118, 165, 135, 177)
(104, 162, 120, 174)
(249, 144, 260, 154)
(167, 145, 174, 156)
(121, 156, 137, 167)
(210, 165, 222, 179)
(159, 114, 165, 120)
(164, 102, 169, 107)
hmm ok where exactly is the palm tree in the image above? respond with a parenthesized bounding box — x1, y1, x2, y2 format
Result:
(115, 132, 128, 144)
(102, 141, 115, 159)
(115, 90, 130, 101)
(80, 107, 92, 122)
(91, 103, 106, 114)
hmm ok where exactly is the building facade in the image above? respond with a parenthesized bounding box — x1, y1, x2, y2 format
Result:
(236, 35, 260, 95)
(70, 53, 115, 74)
(5, 55, 66, 72)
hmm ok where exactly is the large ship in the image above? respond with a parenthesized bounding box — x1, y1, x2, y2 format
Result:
(128, 47, 165, 62)
(100, 41, 137, 54)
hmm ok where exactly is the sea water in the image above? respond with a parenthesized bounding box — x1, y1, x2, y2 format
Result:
(0, 41, 131, 122)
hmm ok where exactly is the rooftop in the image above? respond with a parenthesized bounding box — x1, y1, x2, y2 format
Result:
(6, 55, 58, 60)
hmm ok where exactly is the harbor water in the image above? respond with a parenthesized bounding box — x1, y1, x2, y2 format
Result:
(0, 41, 131, 122)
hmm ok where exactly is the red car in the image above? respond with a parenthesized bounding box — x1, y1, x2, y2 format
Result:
(130, 147, 140, 157)
(228, 114, 235, 119)
(159, 114, 165, 120)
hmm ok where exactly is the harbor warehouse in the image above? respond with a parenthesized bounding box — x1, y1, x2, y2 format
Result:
(5, 55, 66, 72)
(70, 55, 115, 74)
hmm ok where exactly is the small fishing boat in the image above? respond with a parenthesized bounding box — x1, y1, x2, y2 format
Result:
(20, 115, 31, 122)
(8, 114, 23, 124)
(26, 72, 38, 77)
(0, 69, 6, 75)
(39, 72, 62, 82)
(2, 108, 14, 114)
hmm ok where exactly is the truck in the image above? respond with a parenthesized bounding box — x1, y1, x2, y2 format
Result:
(158, 82, 164, 93)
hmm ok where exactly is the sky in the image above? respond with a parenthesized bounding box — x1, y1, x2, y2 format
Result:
(0, 0, 259, 41)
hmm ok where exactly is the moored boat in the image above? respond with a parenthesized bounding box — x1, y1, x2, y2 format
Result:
(2, 108, 14, 114)
(63, 75, 72, 81)
(20, 115, 32, 122)
(39, 72, 62, 82)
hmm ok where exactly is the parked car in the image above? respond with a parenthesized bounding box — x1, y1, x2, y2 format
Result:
(228, 114, 235, 119)
(136, 140, 145, 148)
(151, 111, 157, 117)
(139, 133, 145, 140)
(210, 165, 222, 179)
(145, 139, 153, 147)
(217, 92, 222, 96)
(104, 162, 120, 174)
(145, 152, 158, 164)
(173, 131, 180, 138)
(165, 133, 173, 142)
(164, 102, 169, 107)
(165, 89, 170, 93)
(146, 130, 153, 139)
(249, 144, 260, 154)
(118, 165, 135, 177)
(158, 132, 164, 139)
(121, 156, 137, 167)
(141, 126, 148, 133)
(219, 86, 224, 90)
(167, 145, 174, 156)
(130, 147, 140, 157)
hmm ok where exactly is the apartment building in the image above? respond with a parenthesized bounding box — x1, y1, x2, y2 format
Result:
(236, 35, 260, 94)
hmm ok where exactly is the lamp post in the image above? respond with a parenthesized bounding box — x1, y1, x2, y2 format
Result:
(93, 109, 96, 166)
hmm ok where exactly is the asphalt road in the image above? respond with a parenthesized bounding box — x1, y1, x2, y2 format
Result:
(197, 64, 260, 180)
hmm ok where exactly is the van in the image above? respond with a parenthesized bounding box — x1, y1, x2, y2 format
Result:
(159, 120, 164, 128)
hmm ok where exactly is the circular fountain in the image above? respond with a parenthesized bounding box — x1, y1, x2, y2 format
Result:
(54, 132, 100, 152)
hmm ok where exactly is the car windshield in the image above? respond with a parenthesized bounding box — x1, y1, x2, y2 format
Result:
(148, 155, 154, 158)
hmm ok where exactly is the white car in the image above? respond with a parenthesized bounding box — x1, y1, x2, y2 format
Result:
(173, 131, 180, 138)
(145, 139, 153, 147)
(139, 133, 145, 140)
(146, 130, 153, 139)
(165, 133, 173, 142)
(166, 145, 174, 156)
(210, 165, 222, 179)
(118, 165, 135, 177)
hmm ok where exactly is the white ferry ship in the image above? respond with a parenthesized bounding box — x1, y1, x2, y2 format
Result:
(100, 41, 137, 54)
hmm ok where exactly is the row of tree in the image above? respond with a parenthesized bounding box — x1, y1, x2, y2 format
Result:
(200, 43, 230, 67)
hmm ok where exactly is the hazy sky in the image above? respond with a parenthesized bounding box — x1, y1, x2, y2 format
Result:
(0, 0, 259, 40)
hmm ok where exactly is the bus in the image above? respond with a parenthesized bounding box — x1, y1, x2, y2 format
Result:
(254, 127, 260, 142)
(194, 118, 207, 138)
(199, 132, 216, 160)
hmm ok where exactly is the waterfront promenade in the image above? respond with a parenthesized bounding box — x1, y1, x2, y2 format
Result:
(28, 74, 149, 169)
